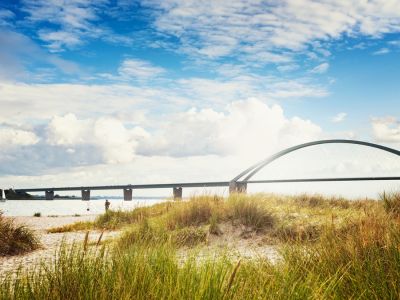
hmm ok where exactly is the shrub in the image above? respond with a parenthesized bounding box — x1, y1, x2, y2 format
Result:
(209, 213, 222, 235)
(381, 191, 400, 216)
(33, 212, 41, 217)
(118, 219, 169, 249)
(173, 226, 208, 246)
(166, 195, 223, 229)
(0, 212, 40, 256)
(228, 195, 275, 231)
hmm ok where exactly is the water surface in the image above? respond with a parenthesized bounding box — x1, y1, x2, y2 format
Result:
(0, 198, 168, 216)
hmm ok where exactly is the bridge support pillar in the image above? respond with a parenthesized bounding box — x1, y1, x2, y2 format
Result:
(123, 188, 132, 201)
(45, 190, 54, 200)
(81, 189, 90, 201)
(0, 189, 3, 200)
(229, 181, 247, 194)
(173, 187, 182, 200)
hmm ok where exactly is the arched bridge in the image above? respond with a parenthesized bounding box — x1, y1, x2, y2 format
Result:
(1, 139, 399, 200)
(229, 139, 400, 193)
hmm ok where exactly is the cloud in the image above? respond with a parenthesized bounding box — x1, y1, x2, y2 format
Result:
(38, 30, 83, 51)
(388, 40, 400, 47)
(265, 79, 328, 98)
(332, 112, 347, 123)
(20, 0, 132, 51)
(117, 59, 166, 80)
(47, 114, 93, 145)
(47, 114, 149, 164)
(137, 98, 322, 158)
(0, 98, 322, 175)
(0, 72, 328, 125)
(42, 99, 323, 162)
(0, 9, 15, 26)
(373, 47, 390, 55)
(143, 0, 400, 64)
(0, 127, 39, 148)
(372, 117, 400, 143)
(310, 62, 329, 74)
(0, 82, 151, 123)
(277, 64, 300, 72)
(0, 30, 81, 81)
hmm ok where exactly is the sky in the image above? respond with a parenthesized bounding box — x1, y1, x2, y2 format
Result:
(0, 0, 399, 198)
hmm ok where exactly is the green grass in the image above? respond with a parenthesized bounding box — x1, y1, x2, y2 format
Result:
(0, 212, 40, 256)
(5, 193, 400, 299)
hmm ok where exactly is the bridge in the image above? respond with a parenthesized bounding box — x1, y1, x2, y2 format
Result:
(1, 139, 399, 201)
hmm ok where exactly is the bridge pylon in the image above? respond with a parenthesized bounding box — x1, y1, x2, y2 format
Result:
(45, 190, 54, 200)
(229, 181, 247, 194)
(173, 187, 182, 200)
(124, 188, 132, 201)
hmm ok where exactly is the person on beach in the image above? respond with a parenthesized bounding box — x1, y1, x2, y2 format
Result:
(105, 199, 110, 212)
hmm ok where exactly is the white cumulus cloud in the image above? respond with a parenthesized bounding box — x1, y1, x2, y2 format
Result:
(138, 98, 322, 158)
(47, 114, 149, 164)
(0, 127, 39, 148)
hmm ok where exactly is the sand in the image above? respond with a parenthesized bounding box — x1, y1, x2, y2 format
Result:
(1, 217, 280, 277)
(0, 215, 121, 277)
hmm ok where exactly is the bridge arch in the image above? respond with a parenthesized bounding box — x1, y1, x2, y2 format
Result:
(232, 139, 400, 184)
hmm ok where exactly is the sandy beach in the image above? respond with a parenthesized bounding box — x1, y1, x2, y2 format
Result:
(0, 215, 121, 276)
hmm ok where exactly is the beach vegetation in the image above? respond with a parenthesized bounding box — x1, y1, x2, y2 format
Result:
(5, 193, 399, 299)
(0, 212, 40, 256)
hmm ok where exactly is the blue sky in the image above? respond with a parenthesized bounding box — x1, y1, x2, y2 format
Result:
(0, 0, 399, 197)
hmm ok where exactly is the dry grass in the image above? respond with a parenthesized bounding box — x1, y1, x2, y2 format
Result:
(381, 191, 400, 216)
(2, 208, 400, 299)
(47, 221, 95, 233)
(47, 193, 382, 247)
(227, 194, 276, 231)
(0, 212, 40, 256)
(2, 193, 400, 299)
(165, 195, 224, 230)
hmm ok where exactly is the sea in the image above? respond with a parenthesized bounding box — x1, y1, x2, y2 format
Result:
(0, 197, 169, 216)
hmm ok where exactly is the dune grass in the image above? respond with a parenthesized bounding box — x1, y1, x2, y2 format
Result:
(47, 193, 380, 245)
(1, 204, 400, 299)
(0, 212, 40, 256)
(5, 193, 400, 299)
(381, 191, 400, 216)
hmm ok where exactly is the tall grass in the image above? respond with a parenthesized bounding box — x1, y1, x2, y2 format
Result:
(0, 212, 40, 256)
(1, 194, 400, 298)
(227, 194, 275, 231)
(381, 191, 400, 216)
(2, 214, 400, 299)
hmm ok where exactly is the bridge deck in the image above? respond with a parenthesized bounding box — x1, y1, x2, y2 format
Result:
(13, 176, 400, 193)
(14, 181, 231, 192)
